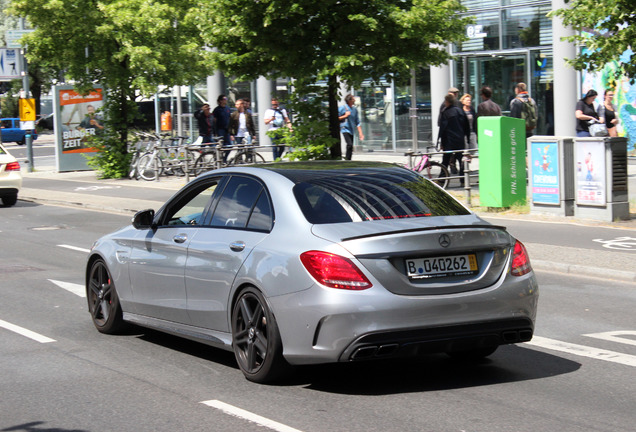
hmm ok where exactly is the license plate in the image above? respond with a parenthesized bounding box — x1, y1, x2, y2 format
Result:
(406, 254, 478, 279)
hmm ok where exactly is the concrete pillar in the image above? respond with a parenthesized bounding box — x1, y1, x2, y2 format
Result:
(552, 0, 578, 137)
(207, 71, 226, 106)
(257, 77, 276, 147)
(430, 61, 451, 144)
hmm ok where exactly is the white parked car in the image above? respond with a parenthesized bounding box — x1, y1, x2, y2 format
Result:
(0, 142, 22, 206)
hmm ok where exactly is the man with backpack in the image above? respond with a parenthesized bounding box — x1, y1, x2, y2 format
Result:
(509, 82, 538, 137)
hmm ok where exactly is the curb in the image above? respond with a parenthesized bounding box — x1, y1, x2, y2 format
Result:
(532, 259, 636, 283)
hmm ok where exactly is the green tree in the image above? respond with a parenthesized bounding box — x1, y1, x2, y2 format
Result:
(551, 0, 636, 80)
(201, 0, 471, 158)
(10, 0, 211, 177)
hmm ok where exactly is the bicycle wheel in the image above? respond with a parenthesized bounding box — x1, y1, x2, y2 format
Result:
(129, 152, 140, 179)
(421, 161, 450, 189)
(193, 151, 217, 176)
(231, 150, 266, 165)
(137, 153, 163, 181)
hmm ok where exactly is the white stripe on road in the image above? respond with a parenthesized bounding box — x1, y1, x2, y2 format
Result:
(49, 279, 86, 298)
(201, 400, 304, 432)
(0, 319, 56, 343)
(584, 331, 636, 347)
(526, 336, 636, 367)
(58, 244, 91, 254)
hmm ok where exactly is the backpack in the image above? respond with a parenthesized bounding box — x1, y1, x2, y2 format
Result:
(518, 97, 537, 130)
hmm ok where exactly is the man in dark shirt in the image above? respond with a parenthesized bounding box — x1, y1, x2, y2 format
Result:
(476, 86, 502, 117)
(439, 94, 470, 183)
(193, 103, 213, 144)
(212, 94, 231, 161)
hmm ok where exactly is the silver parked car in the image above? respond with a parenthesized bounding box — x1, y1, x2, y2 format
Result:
(86, 162, 538, 383)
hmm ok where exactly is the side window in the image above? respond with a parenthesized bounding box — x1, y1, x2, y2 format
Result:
(1, 120, 10, 128)
(162, 181, 218, 226)
(210, 176, 268, 230)
(246, 191, 273, 231)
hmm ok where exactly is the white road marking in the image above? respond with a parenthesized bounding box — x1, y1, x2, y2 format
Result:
(74, 185, 121, 192)
(584, 331, 636, 347)
(0, 319, 56, 343)
(49, 279, 85, 298)
(58, 244, 91, 254)
(526, 336, 636, 367)
(201, 400, 304, 432)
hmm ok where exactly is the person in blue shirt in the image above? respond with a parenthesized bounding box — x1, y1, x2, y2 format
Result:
(338, 94, 364, 160)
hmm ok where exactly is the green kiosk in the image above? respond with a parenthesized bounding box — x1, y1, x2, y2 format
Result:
(477, 116, 527, 207)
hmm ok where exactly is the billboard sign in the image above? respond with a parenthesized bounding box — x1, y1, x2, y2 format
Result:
(53, 85, 105, 172)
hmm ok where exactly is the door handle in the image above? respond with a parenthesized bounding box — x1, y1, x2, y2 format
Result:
(229, 241, 246, 252)
(173, 233, 188, 244)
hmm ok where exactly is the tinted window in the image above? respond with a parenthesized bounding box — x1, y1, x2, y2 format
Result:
(163, 181, 218, 226)
(211, 176, 271, 230)
(293, 168, 470, 224)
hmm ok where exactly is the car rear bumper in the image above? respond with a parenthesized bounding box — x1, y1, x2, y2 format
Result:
(270, 272, 538, 365)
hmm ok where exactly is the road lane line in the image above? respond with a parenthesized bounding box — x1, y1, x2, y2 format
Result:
(58, 244, 91, 253)
(49, 279, 86, 298)
(0, 319, 56, 343)
(584, 331, 636, 347)
(201, 400, 304, 432)
(526, 336, 636, 367)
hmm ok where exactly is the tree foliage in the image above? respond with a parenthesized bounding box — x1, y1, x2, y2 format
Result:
(551, 0, 636, 80)
(9, 0, 211, 176)
(200, 0, 471, 157)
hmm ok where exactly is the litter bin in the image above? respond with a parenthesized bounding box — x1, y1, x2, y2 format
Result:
(573, 137, 629, 221)
(528, 136, 574, 216)
(477, 116, 527, 207)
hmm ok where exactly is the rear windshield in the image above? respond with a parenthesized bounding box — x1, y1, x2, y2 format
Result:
(293, 167, 470, 224)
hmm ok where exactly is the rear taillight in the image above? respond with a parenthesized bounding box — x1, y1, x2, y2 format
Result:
(511, 240, 532, 276)
(5, 161, 20, 171)
(300, 251, 372, 290)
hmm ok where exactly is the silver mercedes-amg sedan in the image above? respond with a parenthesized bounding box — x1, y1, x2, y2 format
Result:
(86, 161, 538, 383)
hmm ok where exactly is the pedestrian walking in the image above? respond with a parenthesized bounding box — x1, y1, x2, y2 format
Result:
(229, 99, 256, 146)
(439, 94, 469, 184)
(264, 97, 292, 160)
(598, 89, 618, 137)
(509, 82, 538, 137)
(212, 94, 231, 161)
(338, 94, 364, 160)
(575, 89, 600, 137)
(476, 86, 502, 117)
(437, 87, 462, 127)
(460, 93, 477, 151)
(193, 103, 213, 144)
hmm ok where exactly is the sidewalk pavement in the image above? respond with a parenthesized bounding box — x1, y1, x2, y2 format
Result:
(17, 150, 636, 283)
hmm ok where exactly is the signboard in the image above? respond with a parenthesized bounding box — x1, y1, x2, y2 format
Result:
(0, 48, 22, 80)
(477, 116, 527, 207)
(6, 29, 35, 48)
(53, 85, 105, 172)
(530, 141, 560, 205)
(575, 140, 606, 206)
(19, 98, 36, 122)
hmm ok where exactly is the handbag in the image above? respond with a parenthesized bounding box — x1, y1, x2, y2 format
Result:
(589, 122, 608, 137)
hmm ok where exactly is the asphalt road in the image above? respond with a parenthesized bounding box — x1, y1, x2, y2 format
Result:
(1, 202, 635, 432)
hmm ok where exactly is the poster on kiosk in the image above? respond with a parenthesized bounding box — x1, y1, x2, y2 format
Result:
(53, 85, 105, 172)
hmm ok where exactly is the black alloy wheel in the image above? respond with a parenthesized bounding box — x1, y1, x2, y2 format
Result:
(87, 259, 125, 334)
(231, 287, 288, 383)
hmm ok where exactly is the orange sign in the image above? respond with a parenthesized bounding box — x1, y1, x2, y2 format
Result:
(19, 98, 36, 121)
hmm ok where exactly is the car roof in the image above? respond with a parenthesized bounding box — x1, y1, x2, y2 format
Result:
(249, 160, 404, 183)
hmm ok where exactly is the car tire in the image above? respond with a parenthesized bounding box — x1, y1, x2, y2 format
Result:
(16, 139, 25, 146)
(447, 346, 498, 360)
(231, 287, 290, 383)
(1, 194, 18, 206)
(87, 259, 126, 334)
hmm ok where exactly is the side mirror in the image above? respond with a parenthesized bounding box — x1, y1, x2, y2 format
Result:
(132, 209, 155, 230)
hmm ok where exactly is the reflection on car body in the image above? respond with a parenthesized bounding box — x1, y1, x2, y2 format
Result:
(86, 161, 538, 383)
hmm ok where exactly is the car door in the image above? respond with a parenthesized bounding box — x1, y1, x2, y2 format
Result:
(128, 178, 220, 324)
(0, 119, 17, 142)
(185, 174, 273, 331)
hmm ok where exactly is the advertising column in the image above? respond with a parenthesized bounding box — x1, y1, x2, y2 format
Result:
(53, 85, 105, 172)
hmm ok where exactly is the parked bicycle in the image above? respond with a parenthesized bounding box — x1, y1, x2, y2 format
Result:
(227, 140, 266, 165)
(405, 150, 450, 189)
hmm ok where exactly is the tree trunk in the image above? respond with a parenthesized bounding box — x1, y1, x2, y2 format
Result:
(327, 74, 341, 159)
